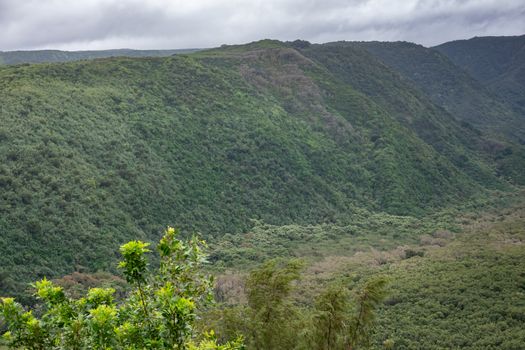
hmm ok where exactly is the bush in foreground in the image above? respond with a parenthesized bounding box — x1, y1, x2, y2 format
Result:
(0, 227, 243, 350)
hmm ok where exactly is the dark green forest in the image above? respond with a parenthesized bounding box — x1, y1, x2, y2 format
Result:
(435, 34, 525, 116)
(1, 35, 525, 348)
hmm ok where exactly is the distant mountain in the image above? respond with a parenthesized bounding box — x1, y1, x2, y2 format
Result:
(314, 39, 525, 185)
(0, 48, 201, 65)
(434, 35, 525, 114)
(0, 39, 522, 299)
(347, 41, 524, 142)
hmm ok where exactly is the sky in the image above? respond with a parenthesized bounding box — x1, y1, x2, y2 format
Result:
(1, 0, 524, 51)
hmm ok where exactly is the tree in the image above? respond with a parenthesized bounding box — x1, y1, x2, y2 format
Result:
(207, 260, 388, 350)
(310, 283, 350, 350)
(0, 227, 243, 350)
(242, 259, 304, 349)
(347, 277, 389, 349)
(306, 277, 389, 350)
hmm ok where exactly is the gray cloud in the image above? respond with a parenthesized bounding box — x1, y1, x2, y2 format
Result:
(0, 0, 524, 51)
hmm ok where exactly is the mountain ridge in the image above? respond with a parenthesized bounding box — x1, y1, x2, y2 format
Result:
(0, 48, 202, 65)
(0, 37, 523, 300)
(434, 34, 525, 115)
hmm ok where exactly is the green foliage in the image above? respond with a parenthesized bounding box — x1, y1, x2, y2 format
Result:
(352, 41, 525, 142)
(245, 259, 304, 349)
(208, 195, 525, 349)
(309, 283, 350, 349)
(0, 39, 521, 301)
(348, 277, 389, 349)
(118, 240, 150, 284)
(0, 227, 242, 350)
(209, 211, 459, 268)
(298, 42, 513, 191)
(246, 259, 303, 311)
(300, 278, 388, 350)
(356, 206, 525, 349)
(207, 259, 388, 350)
(202, 259, 306, 349)
(434, 35, 525, 82)
(189, 331, 244, 350)
(347, 40, 525, 184)
(435, 35, 525, 121)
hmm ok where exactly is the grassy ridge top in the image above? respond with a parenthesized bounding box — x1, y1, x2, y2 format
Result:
(0, 40, 522, 299)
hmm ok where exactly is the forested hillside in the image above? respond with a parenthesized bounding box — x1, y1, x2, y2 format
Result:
(350, 41, 524, 141)
(0, 38, 524, 308)
(341, 40, 525, 185)
(435, 35, 525, 115)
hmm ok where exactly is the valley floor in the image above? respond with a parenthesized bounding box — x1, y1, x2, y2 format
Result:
(211, 190, 525, 349)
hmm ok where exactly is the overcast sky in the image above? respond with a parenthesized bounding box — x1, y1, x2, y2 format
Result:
(1, 0, 524, 51)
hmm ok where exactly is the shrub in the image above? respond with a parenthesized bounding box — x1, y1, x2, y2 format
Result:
(0, 227, 243, 350)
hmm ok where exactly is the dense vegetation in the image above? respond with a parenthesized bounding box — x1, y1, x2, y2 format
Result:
(0, 227, 244, 349)
(435, 35, 525, 116)
(0, 35, 524, 348)
(1, 227, 390, 350)
(3, 38, 523, 299)
(2, 195, 524, 349)
(344, 40, 525, 184)
(349, 41, 525, 142)
(207, 192, 525, 349)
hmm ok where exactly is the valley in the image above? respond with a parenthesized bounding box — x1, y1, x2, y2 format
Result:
(0, 35, 524, 348)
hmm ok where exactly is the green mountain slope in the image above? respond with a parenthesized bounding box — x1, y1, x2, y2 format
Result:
(0, 40, 519, 299)
(319, 40, 525, 185)
(434, 35, 525, 82)
(435, 35, 525, 114)
(348, 41, 524, 141)
(0, 48, 200, 65)
(295, 41, 525, 185)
